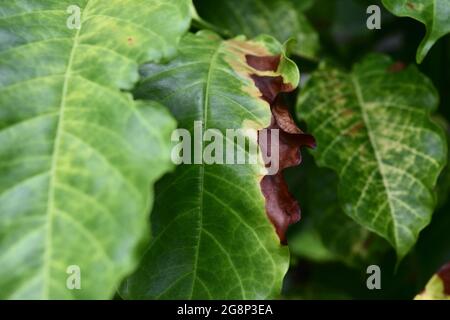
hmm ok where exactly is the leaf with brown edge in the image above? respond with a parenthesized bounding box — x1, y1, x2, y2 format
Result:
(246, 54, 315, 244)
(416, 262, 450, 300)
(120, 31, 312, 299)
(260, 101, 316, 244)
(286, 153, 390, 267)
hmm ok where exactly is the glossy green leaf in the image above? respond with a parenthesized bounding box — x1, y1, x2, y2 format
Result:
(0, 0, 190, 299)
(382, 0, 450, 63)
(297, 54, 447, 260)
(193, 0, 320, 59)
(121, 31, 300, 299)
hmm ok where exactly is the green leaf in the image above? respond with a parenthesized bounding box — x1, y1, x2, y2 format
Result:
(305, 166, 388, 267)
(0, 0, 190, 299)
(121, 31, 301, 299)
(286, 153, 388, 267)
(415, 262, 450, 300)
(193, 0, 320, 60)
(288, 225, 338, 263)
(297, 54, 447, 260)
(382, 0, 450, 63)
(290, 0, 315, 11)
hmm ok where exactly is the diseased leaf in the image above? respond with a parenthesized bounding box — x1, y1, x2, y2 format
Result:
(382, 0, 450, 63)
(297, 54, 447, 260)
(415, 262, 450, 300)
(286, 153, 388, 267)
(193, 0, 320, 59)
(288, 224, 338, 263)
(306, 164, 388, 267)
(122, 31, 311, 299)
(253, 64, 316, 242)
(0, 0, 190, 299)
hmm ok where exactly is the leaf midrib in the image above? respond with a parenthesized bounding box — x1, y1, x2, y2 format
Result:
(43, 0, 91, 299)
(189, 40, 236, 299)
(350, 73, 399, 249)
(185, 40, 262, 299)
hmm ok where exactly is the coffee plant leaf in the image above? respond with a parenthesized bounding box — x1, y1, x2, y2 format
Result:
(121, 31, 314, 299)
(297, 54, 447, 260)
(304, 165, 389, 267)
(382, 0, 450, 63)
(286, 153, 388, 267)
(0, 0, 190, 299)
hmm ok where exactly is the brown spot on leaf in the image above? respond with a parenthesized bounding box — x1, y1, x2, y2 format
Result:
(342, 108, 354, 117)
(437, 262, 450, 295)
(127, 37, 134, 45)
(407, 2, 415, 10)
(388, 61, 405, 72)
(244, 54, 315, 244)
(347, 121, 364, 137)
(360, 233, 378, 251)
